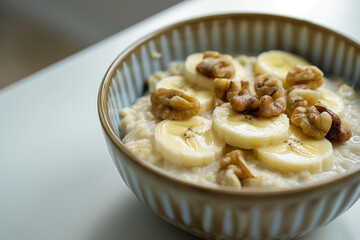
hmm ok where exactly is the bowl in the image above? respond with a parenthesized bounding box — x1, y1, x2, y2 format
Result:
(98, 13, 360, 239)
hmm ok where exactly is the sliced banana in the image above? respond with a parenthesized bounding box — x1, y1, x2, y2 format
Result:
(255, 50, 309, 85)
(184, 53, 245, 90)
(156, 76, 214, 113)
(316, 88, 345, 118)
(212, 103, 289, 149)
(155, 116, 225, 168)
(255, 125, 333, 173)
(286, 87, 344, 118)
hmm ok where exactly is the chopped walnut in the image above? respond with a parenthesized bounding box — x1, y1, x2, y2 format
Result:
(255, 74, 286, 117)
(227, 81, 242, 100)
(151, 88, 200, 120)
(258, 95, 287, 118)
(204, 51, 221, 58)
(255, 74, 285, 99)
(286, 83, 311, 93)
(240, 80, 250, 91)
(218, 150, 255, 182)
(315, 106, 352, 142)
(196, 51, 235, 79)
(229, 75, 286, 117)
(286, 65, 324, 90)
(286, 88, 321, 115)
(214, 78, 241, 102)
(217, 165, 242, 188)
(291, 106, 332, 140)
(230, 89, 259, 112)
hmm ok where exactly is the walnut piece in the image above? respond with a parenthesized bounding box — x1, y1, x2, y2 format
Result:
(151, 88, 200, 120)
(286, 65, 324, 90)
(229, 75, 287, 117)
(230, 89, 259, 112)
(315, 106, 352, 142)
(196, 51, 235, 79)
(291, 106, 332, 140)
(214, 78, 241, 102)
(240, 80, 250, 91)
(218, 150, 255, 181)
(217, 166, 242, 188)
(286, 83, 311, 93)
(286, 88, 321, 115)
(258, 95, 287, 118)
(255, 74, 286, 117)
(255, 74, 285, 99)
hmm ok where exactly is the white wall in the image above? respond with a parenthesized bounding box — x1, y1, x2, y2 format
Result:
(0, 0, 183, 45)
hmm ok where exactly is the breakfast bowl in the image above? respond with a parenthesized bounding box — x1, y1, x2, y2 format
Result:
(98, 13, 360, 239)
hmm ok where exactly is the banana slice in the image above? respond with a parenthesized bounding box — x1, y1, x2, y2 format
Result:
(256, 50, 309, 85)
(156, 76, 214, 113)
(255, 125, 333, 173)
(286, 87, 344, 117)
(155, 116, 225, 168)
(212, 103, 289, 149)
(316, 88, 345, 118)
(184, 53, 245, 90)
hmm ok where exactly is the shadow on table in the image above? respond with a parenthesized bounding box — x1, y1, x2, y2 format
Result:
(88, 194, 201, 240)
(296, 217, 353, 240)
(88, 193, 353, 240)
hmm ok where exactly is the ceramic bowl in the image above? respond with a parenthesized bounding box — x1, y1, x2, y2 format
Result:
(98, 13, 360, 239)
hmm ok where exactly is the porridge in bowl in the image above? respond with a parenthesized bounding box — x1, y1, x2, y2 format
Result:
(120, 50, 360, 189)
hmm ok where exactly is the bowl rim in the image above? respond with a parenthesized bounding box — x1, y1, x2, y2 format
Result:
(98, 12, 360, 198)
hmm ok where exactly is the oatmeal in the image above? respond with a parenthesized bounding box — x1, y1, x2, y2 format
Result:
(120, 50, 360, 189)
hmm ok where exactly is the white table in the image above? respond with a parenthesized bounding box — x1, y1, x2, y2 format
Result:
(2, 1, 360, 239)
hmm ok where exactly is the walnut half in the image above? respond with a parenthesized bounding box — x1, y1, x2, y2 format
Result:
(255, 74, 286, 118)
(218, 150, 255, 183)
(151, 88, 200, 120)
(286, 88, 321, 115)
(286, 65, 324, 90)
(255, 74, 285, 99)
(315, 106, 352, 142)
(258, 95, 287, 118)
(229, 75, 287, 118)
(291, 106, 332, 140)
(213, 78, 241, 102)
(196, 51, 235, 79)
(230, 89, 259, 112)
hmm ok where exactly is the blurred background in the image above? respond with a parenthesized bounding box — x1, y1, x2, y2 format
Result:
(0, 0, 182, 89)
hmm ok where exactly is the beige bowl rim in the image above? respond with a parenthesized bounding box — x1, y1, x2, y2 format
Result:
(98, 13, 360, 198)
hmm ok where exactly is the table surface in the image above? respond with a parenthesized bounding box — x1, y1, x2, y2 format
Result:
(1, 0, 360, 239)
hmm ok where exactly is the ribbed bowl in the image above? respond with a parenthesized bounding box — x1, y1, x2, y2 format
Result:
(98, 13, 360, 239)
